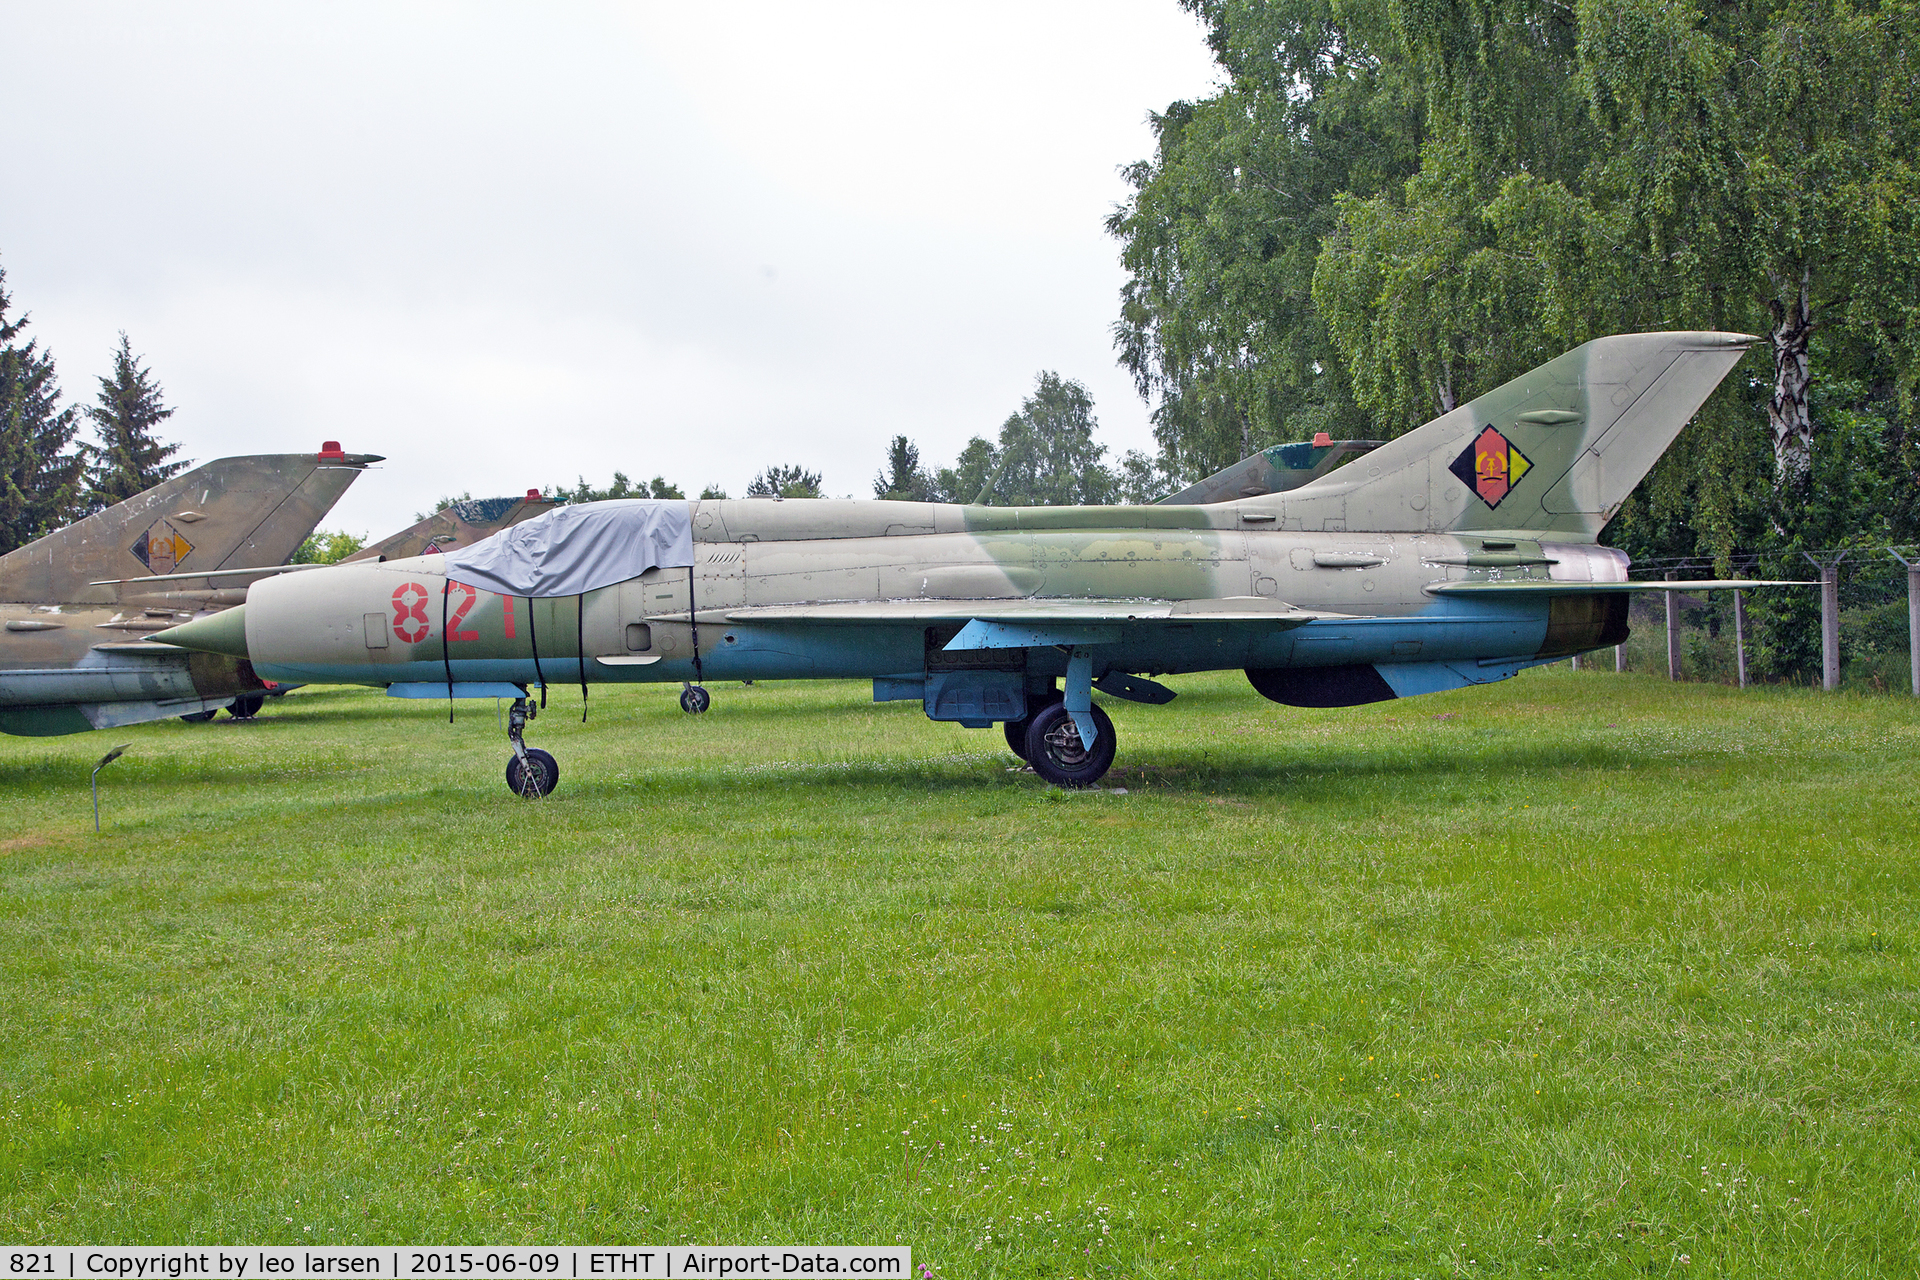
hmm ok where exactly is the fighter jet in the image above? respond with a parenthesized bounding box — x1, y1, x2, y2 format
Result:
(105, 487, 560, 718)
(156, 332, 1807, 792)
(0, 445, 379, 735)
(343, 491, 558, 564)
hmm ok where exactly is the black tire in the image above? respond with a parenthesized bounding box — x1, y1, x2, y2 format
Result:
(1004, 690, 1064, 762)
(1022, 701, 1116, 788)
(227, 694, 266, 719)
(505, 747, 560, 797)
(680, 685, 711, 714)
(178, 709, 217, 723)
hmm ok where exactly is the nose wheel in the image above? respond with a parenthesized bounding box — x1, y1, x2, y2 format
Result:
(680, 683, 711, 714)
(504, 696, 559, 797)
(506, 747, 560, 797)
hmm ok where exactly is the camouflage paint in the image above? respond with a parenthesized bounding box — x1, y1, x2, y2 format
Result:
(163, 333, 1764, 725)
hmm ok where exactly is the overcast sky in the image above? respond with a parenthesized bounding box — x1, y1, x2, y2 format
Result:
(0, 1, 1220, 536)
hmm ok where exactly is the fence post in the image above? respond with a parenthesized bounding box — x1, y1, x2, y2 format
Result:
(1665, 570, 1681, 681)
(1797, 551, 1848, 691)
(1616, 642, 1625, 672)
(1891, 550, 1920, 696)
(1733, 589, 1749, 690)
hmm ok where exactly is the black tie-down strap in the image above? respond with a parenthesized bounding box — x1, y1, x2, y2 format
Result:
(688, 565, 704, 684)
(526, 597, 547, 708)
(577, 593, 589, 722)
(442, 580, 454, 723)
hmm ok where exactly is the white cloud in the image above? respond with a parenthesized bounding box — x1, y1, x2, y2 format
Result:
(0, 0, 1219, 532)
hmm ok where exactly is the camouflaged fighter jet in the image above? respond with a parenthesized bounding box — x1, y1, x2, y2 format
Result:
(154, 332, 1806, 792)
(95, 487, 562, 718)
(341, 490, 558, 565)
(0, 444, 379, 735)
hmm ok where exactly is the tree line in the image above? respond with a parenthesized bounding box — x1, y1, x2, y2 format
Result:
(1110, 0, 1918, 545)
(1103, 0, 1919, 679)
(0, 263, 188, 555)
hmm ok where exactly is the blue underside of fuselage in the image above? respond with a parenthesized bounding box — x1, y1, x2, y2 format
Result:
(254, 595, 1564, 704)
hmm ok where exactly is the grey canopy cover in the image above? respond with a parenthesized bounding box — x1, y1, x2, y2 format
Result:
(442, 500, 695, 598)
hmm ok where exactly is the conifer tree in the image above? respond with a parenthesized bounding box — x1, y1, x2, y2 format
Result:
(0, 262, 86, 554)
(85, 332, 186, 509)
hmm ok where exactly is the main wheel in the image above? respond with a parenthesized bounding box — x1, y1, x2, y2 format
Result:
(1004, 690, 1063, 761)
(505, 747, 560, 797)
(227, 694, 265, 719)
(680, 685, 711, 714)
(1022, 701, 1116, 788)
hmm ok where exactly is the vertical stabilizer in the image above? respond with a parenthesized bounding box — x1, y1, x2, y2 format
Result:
(1246, 332, 1758, 540)
(344, 490, 558, 563)
(0, 446, 381, 605)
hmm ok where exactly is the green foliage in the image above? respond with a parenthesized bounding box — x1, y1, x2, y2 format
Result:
(2, 670, 1917, 1270)
(1114, 0, 1920, 564)
(1115, 448, 1178, 504)
(83, 332, 186, 510)
(930, 436, 998, 506)
(746, 465, 822, 499)
(1108, 0, 1419, 482)
(0, 261, 85, 554)
(698, 484, 729, 501)
(872, 435, 934, 502)
(551, 472, 685, 504)
(930, 373, 1116, 506)
(289, 529, 368, 565)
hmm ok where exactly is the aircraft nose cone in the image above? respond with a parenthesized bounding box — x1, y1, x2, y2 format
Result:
(152, 606, 250, 659)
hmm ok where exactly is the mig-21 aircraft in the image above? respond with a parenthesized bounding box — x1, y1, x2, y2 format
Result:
(0, 445, 379, 734)
(94, 487, 561, 719)
(155, 332, 1806, 792)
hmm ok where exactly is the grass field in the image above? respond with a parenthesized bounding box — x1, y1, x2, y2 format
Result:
(2, 667, 1917, 1276)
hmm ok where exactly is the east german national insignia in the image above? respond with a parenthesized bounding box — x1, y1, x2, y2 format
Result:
(131, 519, 194, 574)
(1449, 425, 1533, 508)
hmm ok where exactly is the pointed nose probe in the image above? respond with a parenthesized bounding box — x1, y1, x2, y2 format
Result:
(151, 605, 251, 659)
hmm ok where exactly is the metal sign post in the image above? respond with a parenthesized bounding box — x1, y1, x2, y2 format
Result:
(92, 744, 130, 833)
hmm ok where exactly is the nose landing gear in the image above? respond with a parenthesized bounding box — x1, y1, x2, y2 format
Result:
(504, 696, 559, 797)
(679, 682, 711, 714)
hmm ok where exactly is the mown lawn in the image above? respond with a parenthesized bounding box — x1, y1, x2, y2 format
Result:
(2, 667, 1917, 1276)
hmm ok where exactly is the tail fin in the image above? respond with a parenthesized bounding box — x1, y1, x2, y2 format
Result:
(344, 490, 557, 563)
(1252, 332, 1758, 539)
(0, 445, 381, 604)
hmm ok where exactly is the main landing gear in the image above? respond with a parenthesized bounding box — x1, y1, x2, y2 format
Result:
(1019, 701, 1116, 788)
(1000, 657, 1120, 788)
(504, 696, 559, 797)
(178, 693, 267, 724)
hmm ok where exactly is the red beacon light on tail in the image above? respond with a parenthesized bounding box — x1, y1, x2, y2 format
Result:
(318, 441, 348, 460)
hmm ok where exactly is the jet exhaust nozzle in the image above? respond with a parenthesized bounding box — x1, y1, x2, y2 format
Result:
(152, 606, 250, 659)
